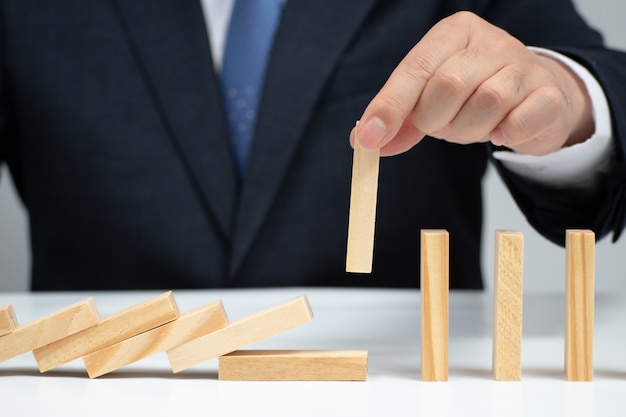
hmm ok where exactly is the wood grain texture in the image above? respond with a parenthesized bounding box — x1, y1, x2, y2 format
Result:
(345, 138, 380, 273)
(420, 229, 449, 382)
(0, 299, 100, 363)
(83, 300, 228, 378)
(565, 229, 595, 381)
(33, 291, 179, 372)
(492, 230, 524, 381)
(167, 295, 314, 373)
(0, 304, 19, 336)
(218, 350, 368, 381)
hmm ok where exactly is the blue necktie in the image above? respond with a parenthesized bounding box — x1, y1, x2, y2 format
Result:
(221, 0, 283, 176)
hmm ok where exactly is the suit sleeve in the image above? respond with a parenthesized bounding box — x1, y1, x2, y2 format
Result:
(0, 5, 17, 190)
(0, 4, 9, 177)
(0, 9, 5, 170)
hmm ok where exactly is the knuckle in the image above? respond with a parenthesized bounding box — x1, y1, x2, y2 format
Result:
(447, 10, 479, 27)
(506, 87, 567, 137)
(474, 67, 525, 112)
(506, 112, 531, 136)
(473, 83, 506, 112)
(377, 91, 409, 116)
(432, 70, 469, 97)
(411, 110, 437, 134)
(493, 34, 523, 54)
(403, 53, 438, 86)
(502, 66, 526, 91)
(539, 86, 568, 110)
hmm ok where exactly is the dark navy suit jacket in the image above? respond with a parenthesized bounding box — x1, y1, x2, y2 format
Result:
(1, 0, 625, 290)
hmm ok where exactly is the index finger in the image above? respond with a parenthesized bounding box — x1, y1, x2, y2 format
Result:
(356, 14, 472, 150)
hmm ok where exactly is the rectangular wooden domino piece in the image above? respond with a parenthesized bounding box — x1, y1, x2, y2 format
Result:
(0, 299, 100, 363)
(0, 305, 19, 336)
(420, 229, 449, 382)
(492, 230, 524, 381)
(33, 291, 179, 372)
(218, 350, 368, 381)
(345, 133, 380, 273)
(167, 295, 313, 373)
(565, 229, 595, 381)
(83, 300, 229, 378)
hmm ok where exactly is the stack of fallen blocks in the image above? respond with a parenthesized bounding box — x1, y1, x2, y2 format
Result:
(0, 294, 368, 381)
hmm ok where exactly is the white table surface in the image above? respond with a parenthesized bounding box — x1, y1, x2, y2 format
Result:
(0, 287, 624, 416)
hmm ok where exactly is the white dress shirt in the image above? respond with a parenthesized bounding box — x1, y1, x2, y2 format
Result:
(199, 0, 614, 188)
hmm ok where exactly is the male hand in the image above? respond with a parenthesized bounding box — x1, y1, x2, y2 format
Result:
(351, 11, 594, 157)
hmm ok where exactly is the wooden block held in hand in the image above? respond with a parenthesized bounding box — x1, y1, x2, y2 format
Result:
(346, 128, 380, 274)
(565, 229, 595, 381)
(219, 350, 368, 381)
(492, 230, 524, 381)
(0, 299, 100, 363)
(33, 291, 180, 372)
(420, 229, 449, 382)
(167, 295, 314, 373)
(83, 300, 229, 378)
(0, 305, 19, 336)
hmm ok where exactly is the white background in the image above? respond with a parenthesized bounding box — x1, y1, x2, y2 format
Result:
(1, 0, 625, 292)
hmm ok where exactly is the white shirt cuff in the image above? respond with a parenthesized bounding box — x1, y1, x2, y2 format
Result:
(493, 47, 613, 188)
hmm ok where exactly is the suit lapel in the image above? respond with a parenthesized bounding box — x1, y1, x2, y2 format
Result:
(230, 0, 378, 276)
(111, 0, 238, 241)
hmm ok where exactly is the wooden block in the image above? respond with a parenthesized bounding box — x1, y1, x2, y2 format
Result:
(218, 350, 368, 381)
(83, 300, 229, 378)
(0, 305, 19, 336)
(33, 291, 180, 372)
(492, 230, 524, 381)
(565, 229, 595, 381)
(420, 229, 449, 382)
(0, 299, 100, 363)
(345, 127, 380, 273)
(167, 295, 313, 373)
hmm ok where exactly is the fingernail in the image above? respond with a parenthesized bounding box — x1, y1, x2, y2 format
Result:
(357, 117, 387, 150)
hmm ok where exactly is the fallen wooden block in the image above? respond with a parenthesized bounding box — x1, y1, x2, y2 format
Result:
(83, 300, 229, 378)
(167, 295, 313, 373)
(33, 291, 179, 372)
(420, 229, 449, 382)
(345, 128, 380, 274)
(218, 350, 368, 381)
(492, 230, 524, 381)
(0, 305, 19, 336)
(0, 299, 100, 363)
(565, 229, 595, 381)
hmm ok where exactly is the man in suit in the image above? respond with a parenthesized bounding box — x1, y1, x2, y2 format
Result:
(0, 0, 624, 291)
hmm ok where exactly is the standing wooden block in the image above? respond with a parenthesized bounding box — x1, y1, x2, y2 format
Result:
(565, 229, 595, 381)
(83, 300, 229, 378)
(167, 295, 313, 373)
(492, 230, 524, 381)
(0, 305, 19, 336)
(345, 133, 380, 274)
(33, 291, 179, 372)
(0, 299, 100, 363)
(218, 350, 368, 381)
(420, 229, 449, 382)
